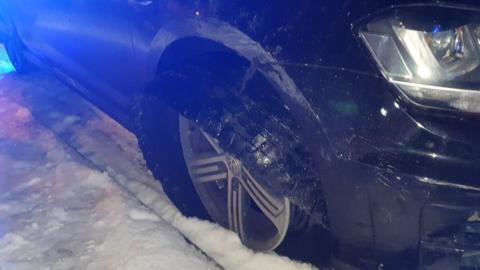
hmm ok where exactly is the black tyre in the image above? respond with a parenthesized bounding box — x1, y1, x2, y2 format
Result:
(136, 97, 212, 220)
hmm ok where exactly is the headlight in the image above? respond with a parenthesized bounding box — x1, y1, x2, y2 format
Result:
(360, 5, 480, 113)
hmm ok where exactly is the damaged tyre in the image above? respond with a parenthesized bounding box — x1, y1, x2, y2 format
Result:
(135, 49, 331, 262)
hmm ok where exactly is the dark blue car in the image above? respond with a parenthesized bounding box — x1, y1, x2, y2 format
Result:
(1, 1, 479, 269)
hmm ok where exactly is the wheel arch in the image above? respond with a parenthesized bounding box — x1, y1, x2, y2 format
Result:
(146, 18, 318, 120)
(140, 18, 334, 215)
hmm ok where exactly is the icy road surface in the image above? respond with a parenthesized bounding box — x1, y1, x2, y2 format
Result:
(0, 50, 316, 269)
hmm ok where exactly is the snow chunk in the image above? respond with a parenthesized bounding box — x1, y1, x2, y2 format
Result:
(129, 209, 161, 222)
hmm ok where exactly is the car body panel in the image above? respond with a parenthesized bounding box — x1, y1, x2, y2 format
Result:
(12, 1, 139, 107)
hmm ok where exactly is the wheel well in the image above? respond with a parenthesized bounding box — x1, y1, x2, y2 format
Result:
(154, 37, 292, 123)
(156, 37, 247, 73)
(147, 37, 324, 215)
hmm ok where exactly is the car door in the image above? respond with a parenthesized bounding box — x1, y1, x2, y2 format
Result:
(15, 0, 141, 109)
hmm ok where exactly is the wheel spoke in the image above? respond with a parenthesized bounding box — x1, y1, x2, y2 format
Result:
(189, 153, 229, 183)
(238, 167, 290, 235)
(227, 178, 246, 240)
(200, 130, 223, 154)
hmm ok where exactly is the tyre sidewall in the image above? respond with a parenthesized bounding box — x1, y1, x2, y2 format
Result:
(135, 94, 211, 220)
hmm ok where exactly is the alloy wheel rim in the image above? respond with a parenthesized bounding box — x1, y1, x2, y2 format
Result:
(179, 116, 290, 251)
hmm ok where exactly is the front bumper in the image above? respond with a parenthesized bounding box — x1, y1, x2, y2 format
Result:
(323, 156, 480, 270)
(284, 64, 480, 269)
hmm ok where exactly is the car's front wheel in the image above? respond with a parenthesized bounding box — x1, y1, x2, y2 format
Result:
(135, 50, 332, 262)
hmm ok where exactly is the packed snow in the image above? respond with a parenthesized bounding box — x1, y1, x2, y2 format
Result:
(0, 46, 317, 270)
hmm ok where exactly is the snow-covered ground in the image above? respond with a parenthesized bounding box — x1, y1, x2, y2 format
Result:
(0, 47, 317, 270)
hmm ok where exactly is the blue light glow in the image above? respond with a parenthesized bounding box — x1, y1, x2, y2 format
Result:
(0, 45, 15, 75)
(432, 25, 442, 34)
